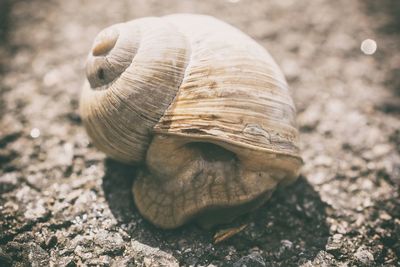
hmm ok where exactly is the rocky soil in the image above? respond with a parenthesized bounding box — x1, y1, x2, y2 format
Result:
(0, 0, 399, 266)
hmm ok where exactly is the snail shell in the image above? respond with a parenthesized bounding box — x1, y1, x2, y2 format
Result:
(80, 14, 302, 229)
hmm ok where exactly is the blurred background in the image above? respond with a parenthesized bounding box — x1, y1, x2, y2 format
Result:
(0, 0, 399, 266)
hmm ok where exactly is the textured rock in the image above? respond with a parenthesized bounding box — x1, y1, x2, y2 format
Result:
(129, 241, 179, 267)
(354, 247, 374, 266)
(233, 252, 266, 267)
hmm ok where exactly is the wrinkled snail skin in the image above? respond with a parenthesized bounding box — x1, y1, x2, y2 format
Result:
(80, 14, 303, 229)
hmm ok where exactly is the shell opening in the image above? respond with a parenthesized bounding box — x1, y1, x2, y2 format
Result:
(185, 142, 238, 164)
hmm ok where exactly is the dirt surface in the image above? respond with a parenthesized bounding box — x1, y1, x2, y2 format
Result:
(0, 0, 399, 266)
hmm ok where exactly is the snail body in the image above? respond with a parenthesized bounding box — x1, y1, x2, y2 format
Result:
(80, 14, 302, 229)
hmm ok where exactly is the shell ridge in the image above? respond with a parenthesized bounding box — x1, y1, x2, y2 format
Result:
(152, 16, 194, 128)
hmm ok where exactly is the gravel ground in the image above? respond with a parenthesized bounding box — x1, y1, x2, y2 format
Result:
(0, 0, 399, 266)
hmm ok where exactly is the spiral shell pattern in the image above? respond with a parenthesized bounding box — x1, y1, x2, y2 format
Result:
(80, 14, 302, 228)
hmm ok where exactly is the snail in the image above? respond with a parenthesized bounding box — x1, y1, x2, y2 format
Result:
(80, 14, 302, 229)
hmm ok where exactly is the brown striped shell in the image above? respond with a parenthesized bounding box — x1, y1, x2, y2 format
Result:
(80, 14, 302, 229)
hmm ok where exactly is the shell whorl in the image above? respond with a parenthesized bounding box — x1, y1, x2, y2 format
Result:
(80, 17, 190, 163)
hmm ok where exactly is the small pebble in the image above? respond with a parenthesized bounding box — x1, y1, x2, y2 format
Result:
(372, 144, 391, 158)
(325, 234, 343, 256)
(379, 212, 392, 221)
(280, 240, 293, 250)
(354, 248, 374, 266)
(233, 252, 266, 267)
(314, 155, 333, 166)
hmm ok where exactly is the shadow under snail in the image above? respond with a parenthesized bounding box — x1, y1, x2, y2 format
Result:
(80, 14, 303, 229)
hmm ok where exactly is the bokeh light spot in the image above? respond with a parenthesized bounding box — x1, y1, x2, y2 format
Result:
(30, 128, 41, 138)
(361, 39, 377, 55)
